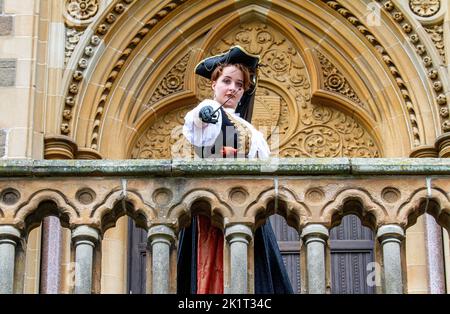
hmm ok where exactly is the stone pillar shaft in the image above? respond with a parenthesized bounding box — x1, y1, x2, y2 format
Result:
(72, 226, 99, 294)
(0, 226, 21, 294)
(225, 224, 253, 294)
(425, 214, 446, 293)
(301, 224, 329, 294)
(148, 225, 175, 294)
(40, 216, 62, 293)
(377, 224, 405, 294)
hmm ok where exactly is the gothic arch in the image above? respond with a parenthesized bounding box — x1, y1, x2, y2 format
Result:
(56, 0, 442, 158)
(321, 188, 388, 229)
(90, 190, 157, 233)
(397, 187, 450, 231)
(167, 189, 233, 231)
(244, 187, 311, 231)
(14, 190, 79, 231)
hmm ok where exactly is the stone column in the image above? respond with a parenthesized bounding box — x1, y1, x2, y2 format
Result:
(410, 145, 446, 293)
(225, 224, 253, 294)
(71, 225, 99, 294)
(300, 224, 329, 294)
(147, 225, 176, 294)
(0, 225, 21, 294)
(42, 135, 78, 293)
(40, 216, 63, 293)
(377, 224, 405, 294)
(425, 214, 446, 293)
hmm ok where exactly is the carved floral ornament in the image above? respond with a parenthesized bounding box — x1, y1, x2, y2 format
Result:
(409, 0, 441, 17)
(66, 0, 100, 20)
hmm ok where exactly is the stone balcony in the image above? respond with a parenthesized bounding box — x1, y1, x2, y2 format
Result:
(0, 158, 449, 294)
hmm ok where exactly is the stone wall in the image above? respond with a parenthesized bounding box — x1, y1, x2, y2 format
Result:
(0, 128, 6, 157)
(0, 59, 15, 86)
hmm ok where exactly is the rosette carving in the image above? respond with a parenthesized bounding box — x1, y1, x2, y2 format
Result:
(316, 51, 366, 110)
(409, 0, 440, 17)
(66, 0, 99, 20)
(147, 53, 190, 107)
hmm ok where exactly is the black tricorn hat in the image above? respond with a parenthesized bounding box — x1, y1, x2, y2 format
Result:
(195, 45, 260, 122)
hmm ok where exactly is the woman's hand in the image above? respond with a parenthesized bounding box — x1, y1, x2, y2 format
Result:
(220, 146, 237, 158)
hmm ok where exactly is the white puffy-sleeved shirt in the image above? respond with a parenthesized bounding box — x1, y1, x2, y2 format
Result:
(183, 99, 270, 159)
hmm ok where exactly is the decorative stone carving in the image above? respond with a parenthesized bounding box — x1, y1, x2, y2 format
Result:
(147, 53, 190, 107)
(65, 28, 84, 67)
(280, 104, 379, 158)
(424, 24, 446, 63)
(131, 105, 193, 159)
(321, 0, 422, 145)
(373, 0, 448, 135)
(133, 21, 380, 159)
(409, 0, 440, 17)
(66, 0, 99, 21)
(73, 0, 187, 148)
(316, 51, 365, 109)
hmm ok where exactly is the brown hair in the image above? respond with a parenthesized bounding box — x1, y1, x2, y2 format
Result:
(210, 63, 252, 91)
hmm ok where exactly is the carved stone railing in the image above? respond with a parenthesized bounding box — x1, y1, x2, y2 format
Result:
(0, 158, 449, 294)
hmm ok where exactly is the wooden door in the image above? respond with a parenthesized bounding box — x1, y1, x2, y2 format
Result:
(127, 219, 147, 294)
(329, 214, 375, 294)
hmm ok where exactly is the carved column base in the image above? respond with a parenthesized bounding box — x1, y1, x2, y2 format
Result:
(44, 135, 78, 160)
(76, 148, 102, 160)
(435, 133, 450, 157)
(409, 145, 438, 158)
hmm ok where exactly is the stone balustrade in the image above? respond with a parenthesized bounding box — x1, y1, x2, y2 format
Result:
(0, 158, 450, 294)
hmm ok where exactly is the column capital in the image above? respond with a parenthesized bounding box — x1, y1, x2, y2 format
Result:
(44, 135, 78, 159)
(147, 225, 176, 244)
(0, 225, 21, 245)
(225, 224, 253, 244)
(435, 132, 450, 157)
(76, 147, 102, 160)
(71, 225, 100, 246)
(376, 224, 405, 243)
(300, 224, 329, 242)
(409, 145, 438, 158)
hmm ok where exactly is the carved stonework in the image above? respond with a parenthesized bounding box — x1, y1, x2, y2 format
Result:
(131, 105, 193, 159)
(65, 27, 84, 67)
(424, 24, 446, 63)
(409, 0, 440, 17)
(321, 0, 422, 145)
(66, 0, 99, 20)
(134, 21, 380, 159)
(147, 53, 190, 107)
(316, 51, 365, 109)
(280, 104, 379, 158)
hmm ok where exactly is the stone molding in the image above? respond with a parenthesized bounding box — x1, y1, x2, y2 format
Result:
(435, 132, 450, 157)
(374, 0, 448, 133)
(409, 145, 438, 157)
(376, 224, 405, 243)
(44, 135, 78, 159)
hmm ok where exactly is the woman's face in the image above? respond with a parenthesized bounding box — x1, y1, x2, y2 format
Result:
(212, 65, 245, 110)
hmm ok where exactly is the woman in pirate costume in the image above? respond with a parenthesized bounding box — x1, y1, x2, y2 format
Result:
(178, 46, 293, 294)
